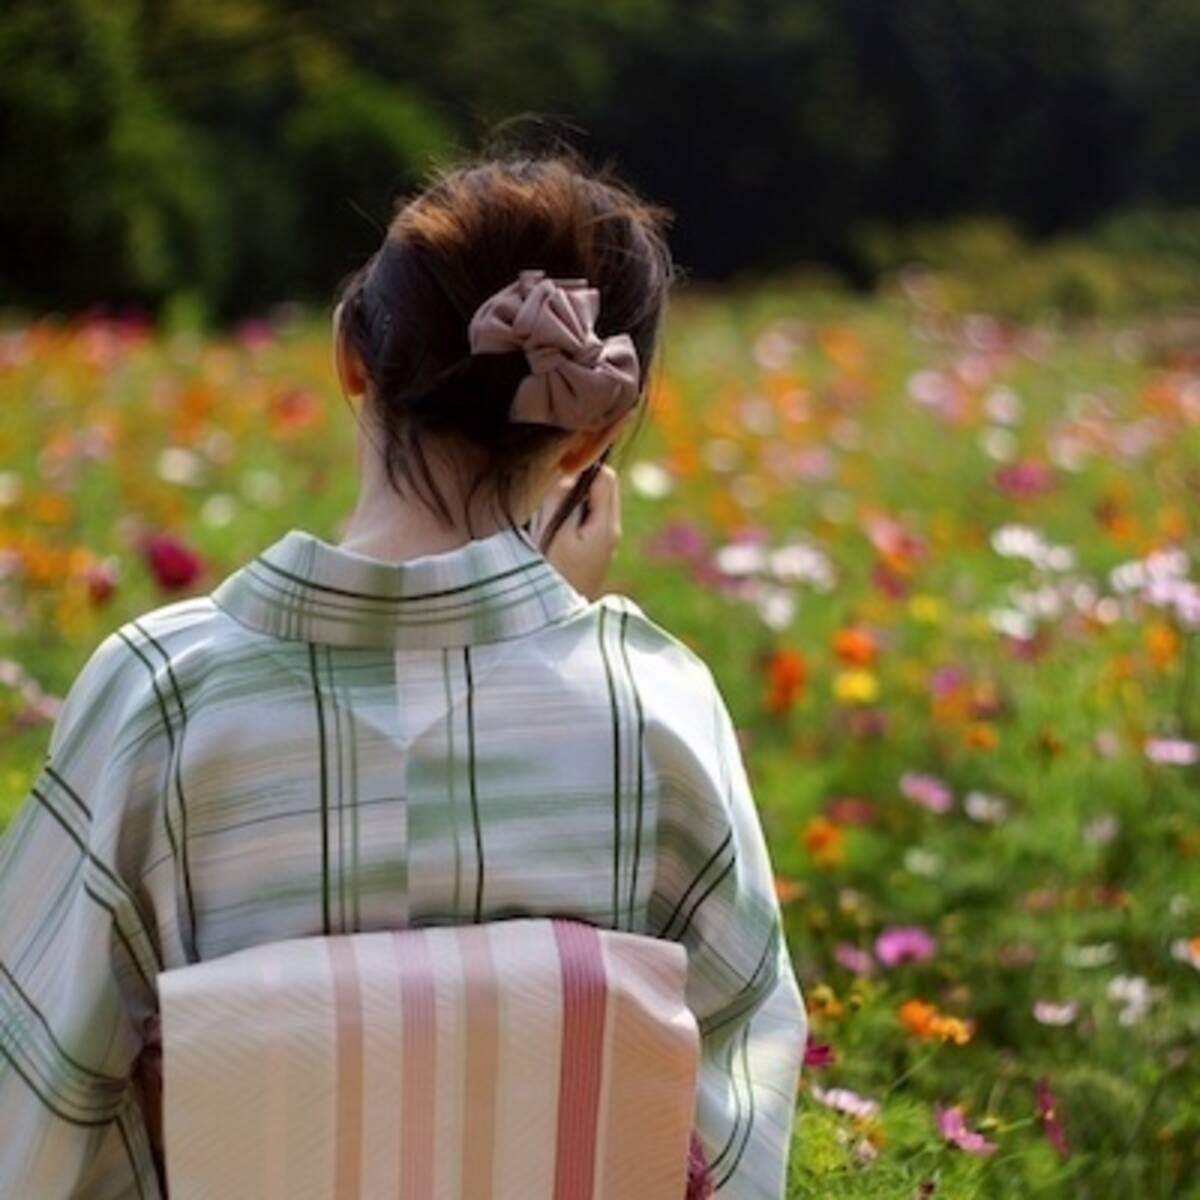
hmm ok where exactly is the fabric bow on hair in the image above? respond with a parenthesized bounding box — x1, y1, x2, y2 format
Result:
(467, 268, 641, 432)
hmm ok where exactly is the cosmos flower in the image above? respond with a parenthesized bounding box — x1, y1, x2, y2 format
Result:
(1170, 936, 1200, 969)
(833, 942, 876, 977)
(899, 771, 954, 814)
(810, 1085, 880, 1121)
(1032, 1000, 1079, 1026)
(1035, 1077, 1070, 1157)
(803, 1037, 836, 1068)
(1144, 737, 1200, 766)
(141, 532, 204, 591)
(875, 925, 937, 968)
(934, 1104, 997, 1156)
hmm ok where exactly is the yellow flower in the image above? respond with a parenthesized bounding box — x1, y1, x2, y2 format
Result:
(833, 669, 880, 705)
(908, 593, 945, 625)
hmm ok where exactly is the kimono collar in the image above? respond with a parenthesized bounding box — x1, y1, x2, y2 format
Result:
(209, 523, 589, 650)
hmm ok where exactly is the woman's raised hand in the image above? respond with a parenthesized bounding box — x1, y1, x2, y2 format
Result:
(534, 465, 622, 600)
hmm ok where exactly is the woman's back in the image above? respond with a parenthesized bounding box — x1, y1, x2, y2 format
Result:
(0, 146, 806, 1199)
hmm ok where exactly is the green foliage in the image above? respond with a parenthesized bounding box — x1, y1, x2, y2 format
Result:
(4, 0, 1200, 315)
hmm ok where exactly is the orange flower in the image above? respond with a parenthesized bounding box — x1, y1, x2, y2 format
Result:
(964, 722, 998, 750)
(764, 648, 807, 715)
(897, 998, 973, 1044)
(774, 875, 807, 905)
(802, 816, 844, 868)
(1145, 621, 1180, 670)
(833, 627, 878, 667)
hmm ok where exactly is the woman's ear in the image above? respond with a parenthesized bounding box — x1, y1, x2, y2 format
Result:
(333, 303, 368, 401)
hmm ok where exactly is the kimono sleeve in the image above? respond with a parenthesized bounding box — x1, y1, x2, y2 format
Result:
(648, 652, 807, 1199)
(0, 629, 166, 1198)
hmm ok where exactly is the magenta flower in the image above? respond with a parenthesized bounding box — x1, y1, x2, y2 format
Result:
(803, 1037, 835, 1069)
(875, 925, 937, 967)
(934, 1105, 998, 1156)
(644, 519, 708, 564)
(993, 459, 1056, 499)
(141, 532, 204, 591)
(899, 771, 953, 814)
(1035, 1077, 1070, 1157)
(834, 942, 876, 976)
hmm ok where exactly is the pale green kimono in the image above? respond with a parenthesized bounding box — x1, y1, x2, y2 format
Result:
(0, 522, 806, 1197)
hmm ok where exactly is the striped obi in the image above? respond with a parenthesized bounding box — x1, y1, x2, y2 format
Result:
(147, 917, 708, 1198)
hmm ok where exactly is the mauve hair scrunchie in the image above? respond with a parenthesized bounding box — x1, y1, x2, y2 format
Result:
(467, 268, 641, 432)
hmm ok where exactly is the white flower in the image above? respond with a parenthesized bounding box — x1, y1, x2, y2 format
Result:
(964, 790, 1008, 824)
(903, 848, 942, 878)
(156, 446, 208, 488)
(1082, 814, 1119, 845)
(1170, 938, 1200, 969)
(627, 460, 673, 500)
(754, 584, 797, 631)
(714, 542, 767, 576)
(201, 493, 237, 528)
(1032, 1000, 1079, 1026)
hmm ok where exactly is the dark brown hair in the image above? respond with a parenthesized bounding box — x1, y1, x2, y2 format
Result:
(334, 133, 678, 551)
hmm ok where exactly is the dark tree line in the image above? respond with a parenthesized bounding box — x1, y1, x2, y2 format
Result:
(1, 0, 1197, 318)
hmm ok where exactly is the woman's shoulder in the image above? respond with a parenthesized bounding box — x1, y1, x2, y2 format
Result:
(582, 590, 722, 714)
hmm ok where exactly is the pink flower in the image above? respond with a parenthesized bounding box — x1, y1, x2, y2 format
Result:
(934, 1104, 998, 1156)
(1144, 737, 1200, 766)
(811, 1085, 879, 1120)
(875, 925, 937, 968)
(644, 519, 708, 564)
(834, 942, 876, 976)
(141, 532, 204, 591)
(899, 771, 953, 814)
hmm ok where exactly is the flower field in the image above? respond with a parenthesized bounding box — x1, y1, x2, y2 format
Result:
(1, 280, 1198, 1197)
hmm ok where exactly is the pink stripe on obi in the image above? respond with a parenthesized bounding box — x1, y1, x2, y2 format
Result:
(156, 918, 701, 1199)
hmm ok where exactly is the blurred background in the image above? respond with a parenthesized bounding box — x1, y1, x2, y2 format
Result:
(1, 4, 1199, 1197)
(1, 0, 1199, 321)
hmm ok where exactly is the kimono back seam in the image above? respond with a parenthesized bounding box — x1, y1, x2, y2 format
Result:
(0, 522, 807, 1199)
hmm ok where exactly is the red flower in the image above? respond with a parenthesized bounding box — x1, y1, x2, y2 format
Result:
(142, 532, 203, 591)
(1035, 1076, 1070, 1158)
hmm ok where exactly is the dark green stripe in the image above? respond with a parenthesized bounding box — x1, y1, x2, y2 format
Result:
(699, 928, 780, 1039)
(0, 962, 124, 1085)
(707, 1024, 746, 1176)
(617, 610, 645, 932)
(43, 764, 89, 822)
(308, 644, 331, 935)
(673, 853, 737, 944)
(598, 607, 622, 930)
(132, 622, 198, 963)
(253, 553, 545, 604)
(0, 985, 122, 1119)
(0, 1035, 117, 1128)
(656, 829, 733, 939)
(715, 1023, 756, 1187)
(115, 628, 183, 945)
(324, 645, 346, 934)
(464, 647, 485, 923)
(30, 788, 160, 986)
(442, 649, 463, 921)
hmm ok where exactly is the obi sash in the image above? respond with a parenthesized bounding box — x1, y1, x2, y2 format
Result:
(143, 917, 709, 1198)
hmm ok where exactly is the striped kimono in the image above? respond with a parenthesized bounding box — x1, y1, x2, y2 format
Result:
(0, 522, 807, 1198)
